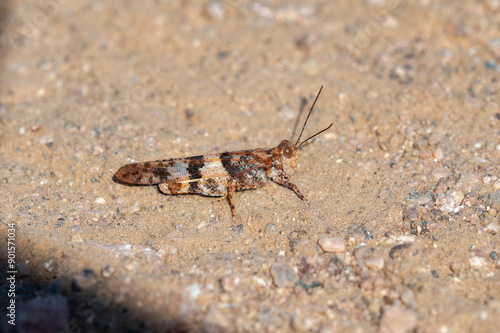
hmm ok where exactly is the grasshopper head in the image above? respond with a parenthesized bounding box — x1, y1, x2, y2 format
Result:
(278, 140, 298, 178)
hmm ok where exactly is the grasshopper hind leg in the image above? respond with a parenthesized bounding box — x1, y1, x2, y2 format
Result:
(159, 182, 187, 195)
(227, 189, 236, 220)
(159, 182, 238, 221)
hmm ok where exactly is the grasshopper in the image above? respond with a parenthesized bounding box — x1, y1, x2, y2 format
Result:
(116, 87, 332, 219)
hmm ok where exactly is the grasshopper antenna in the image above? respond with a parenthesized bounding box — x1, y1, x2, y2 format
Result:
(295, 86, 323, 146)
(297, 123, 333, 149)
(295, 86, 332, 148)
(290, 96, 309, 144)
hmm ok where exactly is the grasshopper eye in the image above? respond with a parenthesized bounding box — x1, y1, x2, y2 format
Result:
(283, 146, 293, 158)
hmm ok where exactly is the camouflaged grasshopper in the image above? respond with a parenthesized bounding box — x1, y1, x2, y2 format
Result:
(115, 87, 332, 219)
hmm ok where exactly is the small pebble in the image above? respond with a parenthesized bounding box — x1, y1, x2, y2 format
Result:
(483, 59, 500, 70)
(369, 298, 382, 314)
(364, 257, 384, 270)
(219, 273, 240, 292)
(462, 192, 478, 207)
(39, 135, 55, 148)
(469, 256, 487, 269)
(434, 178, 449, 194)
(296, 33, 324, 55)
(124, 263, 136, 271)
(264, 223, 278, 234)
(490, 251, 498, 260)
(354, 245, 371, 262)
(483, 174, 497, 185)
(250, 2, 274, 20)
(487, 37, 500, 58)
(435, 194, 460, 213)
(403, 205, 419, 221)
(318, 236, 346, 253)
(101, 265, 116, 278)
(379, 305, 417, 333)
(484, 222, 499, 234)
(419, 149, 432, 159)
(433, 147, 444, 160)
(479, 191, 500, 209)
(450, 191, 464, 204)
(95, 197, 106, 204)
(405, 190, 420, 203)
(400, 289, 416, 308)
(158, 244, 178, 256)
(391, 65, 407, 80)
(418, 191, 436, 204)
(431, 167, 451, 182)
(450, 262, 462, 274)
(185, 283, 201, 300)
(72, 269, 97, 291)
(456, 172, 482, 193)
(392, 235, 417, 243)
(127, 202, 141, 214)
(270, 262, 298, 288)
(203, 1, 225, 20)
(406, 190, 436, 204)
(16, 262, 30, 276)
(31, 124, 42, 132)
(275, 4, 316, 23)
(91, 145, 104, 155)
(42, 257, 56, 272)
(184, 108, 195, 120)
(413, 138, 428, 150)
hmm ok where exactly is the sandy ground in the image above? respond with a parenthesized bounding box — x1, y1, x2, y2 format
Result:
(0, 0, 499, 332)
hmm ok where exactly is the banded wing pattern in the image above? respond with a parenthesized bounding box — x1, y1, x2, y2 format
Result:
(115, 148, 273, 197)
(116, 154, 227, 185)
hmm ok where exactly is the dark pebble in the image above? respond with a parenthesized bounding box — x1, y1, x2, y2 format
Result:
(232, 224, 244, 234)
(298, 280, 323, 291)
(16, 262, 30, 277)
(389, 243, 412, 259)
(72, 268, 98, 292)
(270, 262, 298, 288)
(403, 205, 419, 221)
(484, 59, 500, 71)
(479, 191, 500, 209)
(264, 223, 278, 234)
